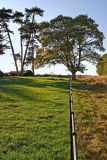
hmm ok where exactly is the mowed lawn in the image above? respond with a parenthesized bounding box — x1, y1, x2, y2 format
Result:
(0, 76, 107, 160)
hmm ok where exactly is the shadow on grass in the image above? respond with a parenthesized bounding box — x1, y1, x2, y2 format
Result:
(0, 77, 106, 102)
(72, 80, 107, 92)
(0, 76, 69, 89)
(0, 77, 69, 102)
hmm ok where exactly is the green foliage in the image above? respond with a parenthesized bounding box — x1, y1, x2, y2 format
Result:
(0, 8, 13, 54)
(0, 76, 107, 159)
(96, 53, 107, 75)
(36, 15, 105, 79)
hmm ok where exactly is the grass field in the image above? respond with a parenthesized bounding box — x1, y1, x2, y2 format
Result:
(0, 76, 107, 160)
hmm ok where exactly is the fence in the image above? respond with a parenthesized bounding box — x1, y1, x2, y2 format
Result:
(69, 77, 78, 160)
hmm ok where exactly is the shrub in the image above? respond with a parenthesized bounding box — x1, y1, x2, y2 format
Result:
(0, 70, 4, 78)
(23, 70, 33, 76)
(8, 71, 19, 76)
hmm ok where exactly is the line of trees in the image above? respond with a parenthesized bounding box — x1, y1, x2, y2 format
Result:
(0, 7, 105, 79)
(0, 7, 44, 75)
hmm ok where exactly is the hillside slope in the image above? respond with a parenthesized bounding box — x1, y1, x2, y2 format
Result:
(0, 76, 107, 160)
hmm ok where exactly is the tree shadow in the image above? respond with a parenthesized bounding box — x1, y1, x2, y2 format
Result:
(72, 80, 107, 93)
(0, 77, 107, 103)
(0, 77, 69, 103)
(1, 76, 69, 89)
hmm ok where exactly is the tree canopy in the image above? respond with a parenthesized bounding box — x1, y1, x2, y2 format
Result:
(0, 8, 15, 58)
(0, 7, 44, 74)
(36, 15, 105, 79)
(0, 7, 105, 77)
(96, 53, 107, 75)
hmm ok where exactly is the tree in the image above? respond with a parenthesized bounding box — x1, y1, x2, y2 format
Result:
(17, 7, 44, 75)
(0, 7, 44, 75)
(0, 7, 19, 73)
(12, 11, 24, 74)
(36, 15, 105, 80)
(96, 53, 107, 75)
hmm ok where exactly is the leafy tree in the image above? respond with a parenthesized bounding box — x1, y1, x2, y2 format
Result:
(96, 53, 107, 75)
(0, 7, 44, 75)
(36, 15, 105, 79)
(12, 11, 24, 74)
(0, 7, 19, 73)
(15, 7, 44, 75)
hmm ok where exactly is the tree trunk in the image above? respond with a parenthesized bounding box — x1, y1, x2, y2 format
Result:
(31, 54, 35, 76)
(72, 70, 76, 80)
(20, 23, 23, 75)
(31, 33, 35, 76)
(32, 48, 35, 76)
(20, 36, 23, 75)
(6, 26, 19, 74)
(22, 40, 30, 73)
(22, 13, 35, 74)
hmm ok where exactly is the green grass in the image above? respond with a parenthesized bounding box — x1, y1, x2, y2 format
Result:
(0, 76, 107, 160)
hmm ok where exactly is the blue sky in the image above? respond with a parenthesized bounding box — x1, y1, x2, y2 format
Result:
(0, 0, 107, 75)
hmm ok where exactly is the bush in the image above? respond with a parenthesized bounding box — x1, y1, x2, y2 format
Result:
(0, 70, 4, 77)
(8, 71, 19, 76)
(23, 70, 33, 76)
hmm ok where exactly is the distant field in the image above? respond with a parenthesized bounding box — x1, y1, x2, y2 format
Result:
(0, 76, 107, 160)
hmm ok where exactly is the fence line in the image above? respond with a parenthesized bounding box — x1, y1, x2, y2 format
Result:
(69, 77, 78, 160)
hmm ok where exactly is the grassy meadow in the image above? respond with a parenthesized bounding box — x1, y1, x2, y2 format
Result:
(0, 76, 107, 160)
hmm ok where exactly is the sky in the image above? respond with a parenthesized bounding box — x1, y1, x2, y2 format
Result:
(0, 0, 107, 75)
